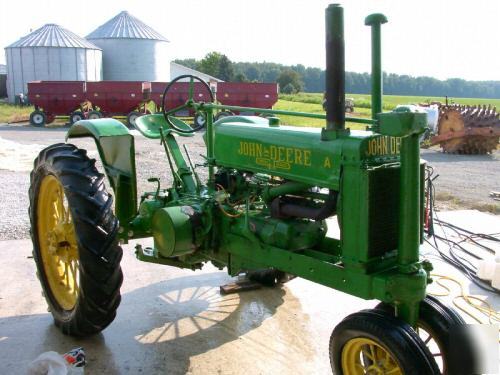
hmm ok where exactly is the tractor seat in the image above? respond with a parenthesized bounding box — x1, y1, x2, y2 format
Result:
(134, 114, 194, 138)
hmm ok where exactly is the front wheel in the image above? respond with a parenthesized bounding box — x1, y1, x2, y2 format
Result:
(376, 296, 478, 374)
(330, 309, 440, 374)
(29, 143, 123, 336)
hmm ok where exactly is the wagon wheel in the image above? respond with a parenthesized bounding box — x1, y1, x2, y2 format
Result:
(30, 110, 46, 127)
(69, 111, 84, 125)
(215, 111, 234, 121)
(29, 143, 123, 336)
(127, 111, 143, 128)
(329, 309, 440, 374)
(162, 74, 214, 133)
(87, 110, 102, 120)
(376, 295, 478, 374)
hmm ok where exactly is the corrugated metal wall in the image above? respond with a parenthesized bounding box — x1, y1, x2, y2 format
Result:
(5, 47, 102, 103)
(89, 39, 168, 81)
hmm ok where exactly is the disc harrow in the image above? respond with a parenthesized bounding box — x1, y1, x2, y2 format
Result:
(431, 104, 500, 154)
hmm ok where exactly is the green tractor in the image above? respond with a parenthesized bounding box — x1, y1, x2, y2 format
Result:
(29, 5, 477, 374)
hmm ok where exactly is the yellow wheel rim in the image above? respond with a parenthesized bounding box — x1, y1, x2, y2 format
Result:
(37, 175, 79, 310)
(341, 337, 402, 375)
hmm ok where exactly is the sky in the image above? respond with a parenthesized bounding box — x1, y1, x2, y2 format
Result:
(1, 0, 499, 81)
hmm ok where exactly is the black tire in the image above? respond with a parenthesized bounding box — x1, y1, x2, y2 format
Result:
(30, 110, 46, 127)
(376, 296, 477, 375)
(215, 111, 234, 121)
(87, 110, 102, 120)
(69, 111, 84, 125)
(29, 143, 123, 336)
(330, 309, 440, 375)
(247, 269, 295, 287)
(193, 112, 207, 128)
(127, 111, 143, 128)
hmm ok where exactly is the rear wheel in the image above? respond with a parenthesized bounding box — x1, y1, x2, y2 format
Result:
(30, 110, 46, 127)
(29, 143, 123, 336)
(330, 309, 440, 374)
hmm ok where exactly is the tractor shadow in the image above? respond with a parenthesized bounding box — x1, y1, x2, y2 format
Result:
(0, 272, 316, 374)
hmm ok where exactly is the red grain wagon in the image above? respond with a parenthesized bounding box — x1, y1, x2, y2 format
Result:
(216, 82, 278, 118)
(27, 81, 87, 127)
(151, 81, 279, 124)
(85, 81, 151, 127)
(150, 81, 214, 127)
(150, 81, 213, 113)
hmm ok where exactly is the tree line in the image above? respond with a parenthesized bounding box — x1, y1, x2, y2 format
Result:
(174, 53, 500, 99)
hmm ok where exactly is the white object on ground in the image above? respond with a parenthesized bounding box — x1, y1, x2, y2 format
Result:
(27, 351, 69, 375)
(27, 351, 84, 375)
(491, 262, 500, 290)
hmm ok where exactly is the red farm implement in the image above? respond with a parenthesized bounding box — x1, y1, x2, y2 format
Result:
(150, 81, 215, 127)
(27, 81, 87, 127)
(25, 80, 278, 128)
(85, 81, 151, 127)
(216, 82, 278, 119)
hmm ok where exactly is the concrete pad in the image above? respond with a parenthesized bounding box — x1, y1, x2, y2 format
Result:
(0, 211, 498, 374)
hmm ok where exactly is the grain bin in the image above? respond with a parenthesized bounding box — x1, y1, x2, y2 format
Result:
(4, 24, 102, 103)
(86, 11, 169, 82)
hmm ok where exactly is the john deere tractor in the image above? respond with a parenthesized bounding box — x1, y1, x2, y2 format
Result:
(29, 5, 477, 374)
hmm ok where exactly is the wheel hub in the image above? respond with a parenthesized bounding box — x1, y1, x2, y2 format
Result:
(37, 175, 79, 310)
(342, 337, 402, 374)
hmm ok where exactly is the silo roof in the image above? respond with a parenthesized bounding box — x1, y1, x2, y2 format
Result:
(6, 24, 101, 49)
(86, 11, 168, 42)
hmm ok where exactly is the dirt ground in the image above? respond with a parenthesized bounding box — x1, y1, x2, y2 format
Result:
(0, 123, 498, 240)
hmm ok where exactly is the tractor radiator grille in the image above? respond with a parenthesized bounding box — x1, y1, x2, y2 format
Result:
(367, 164, 424, 259)
(367, 166, 400, 258)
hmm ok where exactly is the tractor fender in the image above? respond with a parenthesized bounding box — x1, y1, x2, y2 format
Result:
(66, 119, 137, 228)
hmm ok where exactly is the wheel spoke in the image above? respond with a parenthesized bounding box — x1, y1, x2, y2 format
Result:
(424, 334, 433, 345)
(57, 188, 65, 220)
(369, 344, 377, 361)
(165, 103, 188, 117)
(52, 199, 60, 221)
(362, 347, 375, 361)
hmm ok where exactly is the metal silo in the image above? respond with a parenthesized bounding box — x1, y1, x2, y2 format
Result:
(86, 11, 169, 81)
(4, 24, 102, 103)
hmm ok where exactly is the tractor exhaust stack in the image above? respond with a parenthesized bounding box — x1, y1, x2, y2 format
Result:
(325, 4, 345, 131)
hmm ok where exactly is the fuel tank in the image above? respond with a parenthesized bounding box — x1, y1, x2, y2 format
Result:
(213, 119, 401, 190)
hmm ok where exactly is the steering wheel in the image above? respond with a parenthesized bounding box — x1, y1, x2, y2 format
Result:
(162, 74, 214, 133)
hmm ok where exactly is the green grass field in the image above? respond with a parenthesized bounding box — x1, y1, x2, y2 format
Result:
(280, 93, 500, 111)
(0, 102, 34, 123)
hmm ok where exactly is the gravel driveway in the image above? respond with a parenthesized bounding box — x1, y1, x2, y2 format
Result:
(0, 123, 498, 240)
